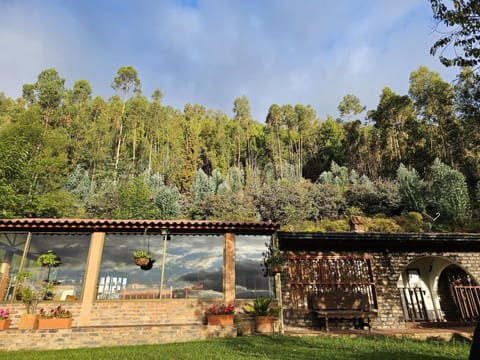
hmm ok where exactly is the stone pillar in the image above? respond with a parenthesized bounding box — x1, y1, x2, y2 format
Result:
(79, 232, 105, 326)
(224, 233, 235, 304)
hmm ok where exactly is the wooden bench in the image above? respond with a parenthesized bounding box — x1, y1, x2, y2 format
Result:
(311, 291, 377, 331)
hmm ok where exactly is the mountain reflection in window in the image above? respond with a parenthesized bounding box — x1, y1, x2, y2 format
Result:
(97, 233, 223, 300)
(235, 235, 274, 299)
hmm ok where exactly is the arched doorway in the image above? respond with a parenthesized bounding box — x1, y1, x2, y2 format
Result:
(438, 264, 477, 321)
(397, 256, 477, 322)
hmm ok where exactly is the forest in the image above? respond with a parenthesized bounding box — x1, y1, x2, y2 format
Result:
(0, 62, 478, 233)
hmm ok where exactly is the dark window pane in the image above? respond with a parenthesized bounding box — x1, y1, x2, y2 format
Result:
(235, 235, 273, 299)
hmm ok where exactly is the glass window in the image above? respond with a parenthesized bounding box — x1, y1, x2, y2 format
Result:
(21, 233, 90, 302)
(235, 235, 273, 299)
(0, 233, 29, 301)
(98, 233, 224, 300)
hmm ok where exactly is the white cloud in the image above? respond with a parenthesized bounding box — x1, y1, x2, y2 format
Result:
(0, 0, 461, 121)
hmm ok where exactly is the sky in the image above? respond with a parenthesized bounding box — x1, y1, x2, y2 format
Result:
(0, 0, 460, 122)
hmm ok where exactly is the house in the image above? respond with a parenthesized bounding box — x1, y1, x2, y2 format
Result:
(1, 217, 479, 350)
(277, 231, 480, 330)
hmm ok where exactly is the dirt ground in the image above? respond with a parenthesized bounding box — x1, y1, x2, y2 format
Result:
(283, 324, 475, 342)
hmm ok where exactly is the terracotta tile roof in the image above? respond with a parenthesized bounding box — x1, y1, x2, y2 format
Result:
(0, 218, 279, 234)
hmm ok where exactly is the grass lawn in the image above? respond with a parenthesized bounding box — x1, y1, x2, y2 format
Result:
(0, 335, 471, 360)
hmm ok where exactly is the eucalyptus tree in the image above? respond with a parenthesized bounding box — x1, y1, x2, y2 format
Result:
(315, 117, 345, 176)
(110, 66, 141, 179)
(22, 68, 66, 129)
(124, 94, 149, 173)
(232, 95, 253, 168)
(367, 87, 415, 177)
(337, 94, 366, 122)
(266, 104, 284, 178)
(409, 66, 461, 168)
(178, 104, 204, 192)
(455, 67, 480, 188)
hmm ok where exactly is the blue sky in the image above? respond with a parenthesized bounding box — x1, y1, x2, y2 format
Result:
(0, 0, 459, 121)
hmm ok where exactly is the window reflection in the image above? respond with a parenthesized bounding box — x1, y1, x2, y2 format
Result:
(21, 233, 89, 302)
(0, 233, 29, 301)
(0, 233, 90, 301)
(98, 234, 223, 300)
(235, 235, 273, 299)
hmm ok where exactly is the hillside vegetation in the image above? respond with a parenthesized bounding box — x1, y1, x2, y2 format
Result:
(0, 65, 479, 232)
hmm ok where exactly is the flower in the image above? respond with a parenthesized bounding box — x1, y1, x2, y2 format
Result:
(39, 305, 72, 319)
(205, 303, 234, 315)
(0, 308, 9, 320)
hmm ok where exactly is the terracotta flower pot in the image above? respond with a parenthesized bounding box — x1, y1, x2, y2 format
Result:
(207, 314, 234, 326)
(0, 319, 11, 330)
(18, 314, 39, 329)
(38, 317, 72, 329)
(255, 316, 274, 333)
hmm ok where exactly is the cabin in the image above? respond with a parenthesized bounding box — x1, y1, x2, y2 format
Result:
(1, 217, 479, 350)
(277, 231, 480, 331)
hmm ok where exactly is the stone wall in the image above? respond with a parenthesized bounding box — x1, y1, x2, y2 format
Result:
(280, 249, 480, 330)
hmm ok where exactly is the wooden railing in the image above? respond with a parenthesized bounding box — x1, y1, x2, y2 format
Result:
(287, 256, 377, 311)
(453, 285, 480, 321)
(399, 287, 428, 321)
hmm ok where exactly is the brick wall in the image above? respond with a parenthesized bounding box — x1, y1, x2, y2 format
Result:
(0, 324, 236, 351)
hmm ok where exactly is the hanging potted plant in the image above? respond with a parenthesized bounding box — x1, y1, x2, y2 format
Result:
(36, 250, 62, 283)
(262, 242, 287, 276)
(205, 303, 235, 326)
(245, 297, 281, 334)
(38, 305, 73, 329)
(0, 308, 11, 330)
(133, 250, 155, 270)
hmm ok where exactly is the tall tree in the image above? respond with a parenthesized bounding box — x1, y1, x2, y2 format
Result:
(232, 95, 253, 168)
(367, 87, 415, 176)
(455, 67, 480, 188)
(409, 66, 460, 168)
(429, 0, 480, 67)
(110, 66, 141, 179)
(337, 94, 365, 122)
(22, 69, 66, 129)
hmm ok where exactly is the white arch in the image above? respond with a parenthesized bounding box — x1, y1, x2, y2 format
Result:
(396, 255, 475, 321)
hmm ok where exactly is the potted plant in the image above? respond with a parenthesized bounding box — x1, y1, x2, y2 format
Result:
(205, 303, 235, 326)
(133, 250, 155, 270)
(245, 296, 280, 334)
(16, 272, 52, 329)
(0, 308, 10, 330)
(36, 250, 62, 282)
(38, 305, 73, 329)
(262, 241, 287, 275)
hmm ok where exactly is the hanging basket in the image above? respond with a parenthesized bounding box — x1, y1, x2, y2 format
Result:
(134, 257, 151, 267)
(140, 259, 155, 270)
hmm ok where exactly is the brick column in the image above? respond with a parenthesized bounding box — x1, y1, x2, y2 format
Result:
(224, 233, 235, 304)
(79, 232, 105, 326)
